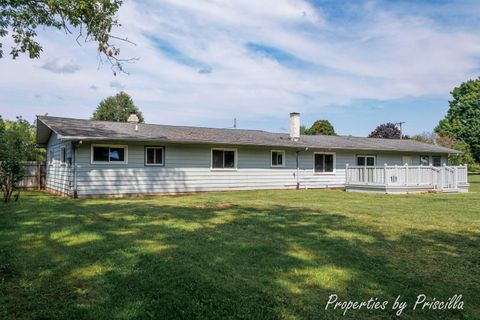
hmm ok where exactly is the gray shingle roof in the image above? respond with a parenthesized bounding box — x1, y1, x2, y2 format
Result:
(36, 116, 460, 154)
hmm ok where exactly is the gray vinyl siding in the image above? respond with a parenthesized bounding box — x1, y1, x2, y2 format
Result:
(45, 133, 73, 195)
(72, 141, 449, 197)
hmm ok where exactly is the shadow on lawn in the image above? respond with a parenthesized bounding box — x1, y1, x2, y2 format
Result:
(1, 195, 478, 320)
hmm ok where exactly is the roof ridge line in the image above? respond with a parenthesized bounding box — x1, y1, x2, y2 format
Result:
(37, 115, 273, 134)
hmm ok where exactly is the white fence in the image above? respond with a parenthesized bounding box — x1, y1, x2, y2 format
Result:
(345, 164, 468, 191)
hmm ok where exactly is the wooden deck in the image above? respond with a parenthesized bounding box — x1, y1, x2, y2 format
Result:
(345, 164, 469, 194)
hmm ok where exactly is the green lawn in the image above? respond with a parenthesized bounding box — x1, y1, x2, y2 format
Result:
(1, 176, 479, 320)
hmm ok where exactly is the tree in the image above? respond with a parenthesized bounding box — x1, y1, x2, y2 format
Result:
(0, 116, 5, 156)
(411, 132, 436, 144)
(368, 123, 403, 139)
(0, 0, 132, 73)
(411, 131, 475, 165)
(304, 120, 336, 135)
(0, 116, 42, 161)
(0, 116, 43, 202)
(300, 125, 307, 135)
(435, 78, 480, 162)
(436, 135, 475, 165)
(0, 153, 24, 202)
(92, 92, 144, 123)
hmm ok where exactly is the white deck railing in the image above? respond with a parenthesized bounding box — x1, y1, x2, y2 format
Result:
(345, 164, 468, 190)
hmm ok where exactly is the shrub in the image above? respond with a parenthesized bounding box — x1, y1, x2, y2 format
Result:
(0, 155, 24, 203)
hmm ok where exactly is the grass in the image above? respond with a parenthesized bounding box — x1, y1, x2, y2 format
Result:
(1, 176, 479, 320)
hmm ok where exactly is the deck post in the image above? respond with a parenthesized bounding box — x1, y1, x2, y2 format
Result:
(394, 165, 398, 185)
(454, 166, 458, 189)
(431, 167, 435, 190)
(438, 166, 442, 190)
(384, 164, 388, 185)
(405, 164, 408, 186)
(440, 164, 446, 191)
(345, 164, 349, 185)
(363, 165, 367, 184)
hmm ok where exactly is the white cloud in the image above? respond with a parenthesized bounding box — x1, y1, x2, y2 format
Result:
(41, 57, 80, 73)
(110, 81, 126, 90)
(0, 0, 479, 134)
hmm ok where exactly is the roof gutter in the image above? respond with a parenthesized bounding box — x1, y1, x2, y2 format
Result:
(52, 133, 462, 155)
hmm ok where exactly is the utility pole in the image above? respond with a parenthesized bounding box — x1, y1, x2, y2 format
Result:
(395, 121, 406, 139)
(233, 117, 237, 129)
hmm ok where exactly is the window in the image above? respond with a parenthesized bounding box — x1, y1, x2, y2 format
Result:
(402, 156, 413, 165)
(91, 145, 127, 164)
(145, 147, 164, 166)
(271, 150, 285, 167)
(420, 155, 430, 166)
(211, 149, 236, 169)
(60, 147, 66, 163)
(357, 155, 376, 166)
(432, 156, 441, 167)
(314, 152, 335, 173)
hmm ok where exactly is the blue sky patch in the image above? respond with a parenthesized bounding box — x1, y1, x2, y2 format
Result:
(246, 42, 311, 69)
(146, 34, 212, 73)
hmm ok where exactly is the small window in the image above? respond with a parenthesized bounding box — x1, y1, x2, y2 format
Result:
(60, 147, 66, 163)
(211, 149, 236, 169)
(92, 145, 127, 164)
(314, 153, 335, 173)
(145, 147, 164, 166)
(357, 155, 375, 166)
(420, 155, 430, 166)
(271, 150, 285, 167)
(432, 156, 441, 167)
(402, 156, 413, 165)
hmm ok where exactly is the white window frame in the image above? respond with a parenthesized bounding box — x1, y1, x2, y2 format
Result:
(91, 144, 128, 165)
(271, 150, 285, 168)
(210, 148, 237, 171)
(420, 155, 430, 166)
(313, 152, 336, 174)
(145, 146, 165, 166)
(432, 155, 442, 167)
(356, 155, 376, 166)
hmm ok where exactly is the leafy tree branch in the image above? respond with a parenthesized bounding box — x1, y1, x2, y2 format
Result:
(0, 0, 135, 74)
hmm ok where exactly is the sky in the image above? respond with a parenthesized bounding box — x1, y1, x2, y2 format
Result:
(1, 0, 479, 136)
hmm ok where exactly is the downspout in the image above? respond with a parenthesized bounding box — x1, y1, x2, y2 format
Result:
(72, 141, 78, 198)
(295, 147, 308, 189)
(296, 150, 300, 189)
(295, 147, 309, 189)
